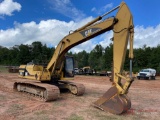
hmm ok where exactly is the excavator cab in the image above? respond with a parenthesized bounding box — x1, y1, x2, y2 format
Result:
(64, 56, 74, 78)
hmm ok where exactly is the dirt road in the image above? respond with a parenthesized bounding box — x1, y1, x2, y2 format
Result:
(0, 73, 159, 120)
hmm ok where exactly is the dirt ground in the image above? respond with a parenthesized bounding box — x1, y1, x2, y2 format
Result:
(0, 72, 159, 120)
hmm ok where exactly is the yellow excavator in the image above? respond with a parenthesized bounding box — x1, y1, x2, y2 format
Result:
(15, 2, 134, 114)
(78, 66, 95, 75)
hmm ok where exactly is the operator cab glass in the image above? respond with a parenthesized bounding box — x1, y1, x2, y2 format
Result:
(64, 56, 74, 77)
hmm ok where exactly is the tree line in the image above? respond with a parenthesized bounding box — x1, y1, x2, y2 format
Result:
(0, 42, 55, 66)
(0, 41, 160, 73)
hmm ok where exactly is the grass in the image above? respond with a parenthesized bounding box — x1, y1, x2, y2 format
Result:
(0, 94, 6, 101)
(79, 107, 151, 120)
(34, 111, 50, 120)
(34, 110, 48, 115)
(17, 114, 50, 120)
(6, 104, 25, 115)
(79, 108, 129, 120)
(67, 114, 84, 120)
(52, 100, 67, 109)
(0, 65, 8, 73)
(17, 109, 50, 120)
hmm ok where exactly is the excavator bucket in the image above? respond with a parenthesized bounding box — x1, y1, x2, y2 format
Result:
(93, 86, 131, 114)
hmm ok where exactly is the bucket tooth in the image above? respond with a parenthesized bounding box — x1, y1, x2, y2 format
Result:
(93, 86, 131, 114)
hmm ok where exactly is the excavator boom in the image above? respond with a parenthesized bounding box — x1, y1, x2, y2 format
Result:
(47, 17, 117, 73)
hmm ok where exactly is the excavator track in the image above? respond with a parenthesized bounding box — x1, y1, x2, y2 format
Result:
(58, 80, 85, 96)
(68, 82, 85, 95)
(13, 81, 60, 101)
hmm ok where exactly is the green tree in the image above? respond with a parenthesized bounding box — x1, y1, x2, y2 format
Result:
(88, 44, 104, 70)
(103, 43, 113, 70)
(0, 46, 10, 65)
(8, 46, 19, 65)
(76, 50, 89, 68)
(17, 44, 31, 64)
(31, 41, 43, 64)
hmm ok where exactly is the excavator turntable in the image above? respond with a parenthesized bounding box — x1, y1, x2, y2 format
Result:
(14, 2, 134, 114)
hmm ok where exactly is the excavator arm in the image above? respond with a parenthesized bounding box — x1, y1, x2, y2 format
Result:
(92, 3, 134, 114)
(112, 3, 134, 95)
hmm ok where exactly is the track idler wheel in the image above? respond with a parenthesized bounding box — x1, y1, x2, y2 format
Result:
(70, 84, 85, 96)
(70, 85, 78, 95)
(93, 86, 131, 114)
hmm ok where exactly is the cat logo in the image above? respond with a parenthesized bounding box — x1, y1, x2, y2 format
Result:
(80, 28, 101, 37)
(85, 29, 92, 36)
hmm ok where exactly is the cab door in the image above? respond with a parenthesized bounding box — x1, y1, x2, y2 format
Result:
(64, 56, 74, 78)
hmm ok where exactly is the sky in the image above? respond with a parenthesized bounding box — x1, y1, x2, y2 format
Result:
(0, 0, 160, 53)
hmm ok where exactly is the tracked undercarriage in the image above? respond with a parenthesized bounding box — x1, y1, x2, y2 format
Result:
(13, 80, 85, 101)
(58, 80, 85, 96)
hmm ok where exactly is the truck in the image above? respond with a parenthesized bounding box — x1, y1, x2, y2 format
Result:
(74, 68, 79, 75)
(137, 68, 156, 80)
